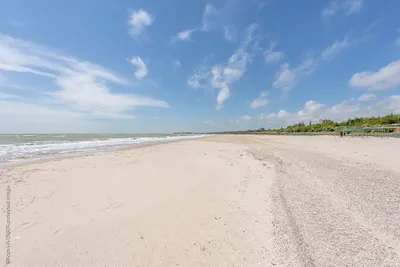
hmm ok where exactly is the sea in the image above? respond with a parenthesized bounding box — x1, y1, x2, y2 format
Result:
(0, 133, 206, 166)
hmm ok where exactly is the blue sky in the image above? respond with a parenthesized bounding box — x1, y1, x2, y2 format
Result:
(0, 0, 399, 133)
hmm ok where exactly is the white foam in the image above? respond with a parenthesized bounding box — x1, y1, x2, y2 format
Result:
(0, 135, 206, 165)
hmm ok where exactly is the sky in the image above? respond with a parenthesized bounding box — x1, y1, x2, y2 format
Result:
(0, 0, 399, 133)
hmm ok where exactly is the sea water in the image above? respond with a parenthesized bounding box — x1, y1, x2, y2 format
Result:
(0, 133, 205, 166)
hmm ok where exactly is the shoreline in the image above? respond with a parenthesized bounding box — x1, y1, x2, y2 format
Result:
(0, 137, 202, 169)
(2, 133, 397, 169)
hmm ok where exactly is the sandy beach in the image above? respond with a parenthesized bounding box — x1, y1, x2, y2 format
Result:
(1, 135, 400, 266)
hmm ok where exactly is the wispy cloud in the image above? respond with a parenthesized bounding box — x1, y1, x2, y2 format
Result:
(321, 37, 352, 60)
(171, 4, 223, 43)
(358, 93, 376, 102)
(252, 0, 268, 10)
(322, 0, 364, 20)
(0, 92, 19, 99)
(173, 60, 181, 71)
(273, 27, 366, 93)
(172, 28, 198, 42)
(129, 56, 149, 79)
(264, 42, 284, 63)
(349, 60, 400, 90)
(273, 63, 297, 90)
(265, 51, 285, 64)
(202, 4, 221, 31)
(173, 4, 238, 43)
(298, 56, 317, 75)
(188, 24, 259, 110)
(273, 56, 316, 92)
(274, 34, 357, 93)
(251, 91, 269, 109)
(274, 31, 363, 94)
(187, 66, 210, 89)
(223, 25, 236, 42)
(128, 9, 154, 40)
(0, 35, 169, 122)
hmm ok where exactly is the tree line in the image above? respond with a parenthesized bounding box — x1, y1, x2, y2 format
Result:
(278, 113, 400, 133)
(216, 113, 400, 135)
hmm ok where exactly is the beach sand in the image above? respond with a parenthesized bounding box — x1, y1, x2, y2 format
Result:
(1, 135, 400, 266)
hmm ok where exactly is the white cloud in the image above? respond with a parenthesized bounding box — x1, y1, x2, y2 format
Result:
(173, 29, 198, 42)
(215, 85, 230, 110)
(129, 56, 148, 79)
(265, 51, 285, 63)
(273, 34, 354, 93)
(358, 93, 376, 102)
(213, 25, 258, 109)
(0, 34, 169, 124)
(297, 57, 316, 75)
(298, 100, 325, 117)
(128, 9, 153, 40)
(349, 60, 400, 90)
(204, 120, 216, 126)
(51, 74, 168, 117)
(188, 24, 259, 109)
(380, 95, 400, 114)
(273, 55, 317, 92)
(325, 99, 361, 120)
(187, 67, 210, 89)
(202, 4, 221, 31)
(0, 35, 123, 82)
(260, 95, 399, 127)
(251, 91, 269, 109)
(183, 4, 236, 42)
(273, 63, 297, 90)
(223, 25, 236, 42)
(265, 100, 326, 125)
(321, 37, 351, 60)
(264, 42, 284, 63)
(322, 0, 364, 20)
(178, 30, 193, 41)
